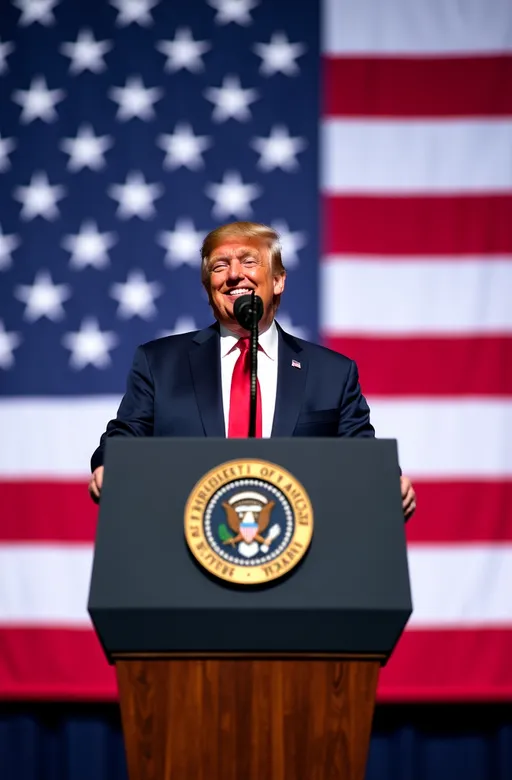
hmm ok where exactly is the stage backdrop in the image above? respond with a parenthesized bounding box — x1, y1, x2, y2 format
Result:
(0, 0, 511, 701)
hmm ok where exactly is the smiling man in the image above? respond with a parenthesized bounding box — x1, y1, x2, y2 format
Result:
(89, 221, 416, 519)
(204, 224, 285, 338)
(203, 223, 286, 440)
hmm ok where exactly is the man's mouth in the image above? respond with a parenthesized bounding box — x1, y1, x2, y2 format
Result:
(224, 287, 253, 297)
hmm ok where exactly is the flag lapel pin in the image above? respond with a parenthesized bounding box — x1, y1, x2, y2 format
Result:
(291, 359, 301, 369)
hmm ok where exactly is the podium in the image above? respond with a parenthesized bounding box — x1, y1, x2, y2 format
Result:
(88, 437, 412, 780)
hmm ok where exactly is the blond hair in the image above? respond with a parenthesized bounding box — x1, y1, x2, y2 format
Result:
(200, 221, 286, 286)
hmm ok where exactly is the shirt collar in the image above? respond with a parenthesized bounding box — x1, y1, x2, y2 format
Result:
(220, 319, 278, 360)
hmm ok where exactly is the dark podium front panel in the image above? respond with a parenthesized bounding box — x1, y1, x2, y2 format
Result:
(88, 437, 412, 661)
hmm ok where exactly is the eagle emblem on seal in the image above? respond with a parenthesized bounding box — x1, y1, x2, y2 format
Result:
(184, 460, 314, 585)
(219, 491, 279, 559)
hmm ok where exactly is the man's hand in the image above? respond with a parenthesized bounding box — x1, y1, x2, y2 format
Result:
(88, 466, 104, 504)
(401, 475, 416, 520)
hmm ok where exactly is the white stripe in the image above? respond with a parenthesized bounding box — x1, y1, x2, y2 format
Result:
(368, 399, 512, 478)
(0, 396, 121, 477)
(1, 543, 511, 628)
(0, 397, 511, 479)
(0, 545, 93, 626)
(323, 0, 512, 54)
(321, 258, 512, 334)
(322, 120, 512, 193)
(408, 545, 512, 627)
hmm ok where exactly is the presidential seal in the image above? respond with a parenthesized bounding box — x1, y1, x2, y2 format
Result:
(184, 459, 313, 585)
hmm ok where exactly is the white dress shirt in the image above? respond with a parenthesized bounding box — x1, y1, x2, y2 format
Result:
(220, 320, 279, 438)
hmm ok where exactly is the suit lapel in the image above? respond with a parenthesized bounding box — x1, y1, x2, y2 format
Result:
(189, 324, 225, 437)
(271, 324, 308, 437)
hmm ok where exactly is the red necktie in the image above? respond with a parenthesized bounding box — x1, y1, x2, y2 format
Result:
(227, 337, 262, 438)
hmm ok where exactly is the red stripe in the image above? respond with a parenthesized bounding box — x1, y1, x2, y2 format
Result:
(379, 629, 512, 702)
(324, 335, 512, 396)
(406, 481, 512, 543)
(323, 195, 512, 255)
(0, 481, 98, 542)
(0, 628, 117, 700)
(2, 477, 512, 544)
(0, 627, 510, 702)
(324, 56, 512, 118)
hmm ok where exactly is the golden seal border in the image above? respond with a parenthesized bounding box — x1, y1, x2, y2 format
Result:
(184, 458, 314, 585)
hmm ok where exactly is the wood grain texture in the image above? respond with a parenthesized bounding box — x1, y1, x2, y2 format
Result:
(116, 658, 380, 780)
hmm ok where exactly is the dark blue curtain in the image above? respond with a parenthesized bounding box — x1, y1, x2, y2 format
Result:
(1, 703, 511, 780)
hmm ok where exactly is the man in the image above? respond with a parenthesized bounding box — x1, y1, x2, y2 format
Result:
(89, 221, 416, 519)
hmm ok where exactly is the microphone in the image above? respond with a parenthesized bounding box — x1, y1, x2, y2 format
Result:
(233, 292, 263, 437)
(233, 293, 263, 330)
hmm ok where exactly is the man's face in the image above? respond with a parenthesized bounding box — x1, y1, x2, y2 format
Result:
(205, 237, 285, 333)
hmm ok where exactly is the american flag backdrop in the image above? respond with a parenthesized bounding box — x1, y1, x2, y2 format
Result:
(0, 0, 511, 702)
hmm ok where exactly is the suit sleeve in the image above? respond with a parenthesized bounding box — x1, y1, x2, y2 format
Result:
(90, 346, 155, 471)
(337, 360, 375, 438)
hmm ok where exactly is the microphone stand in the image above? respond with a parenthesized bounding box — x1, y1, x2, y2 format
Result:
(248, 290, 258, 438)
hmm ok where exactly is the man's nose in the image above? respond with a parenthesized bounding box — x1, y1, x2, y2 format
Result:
(227, 260, 243, 279)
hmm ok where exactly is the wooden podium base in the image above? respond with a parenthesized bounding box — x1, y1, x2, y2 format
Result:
(115, 656, 380, 780)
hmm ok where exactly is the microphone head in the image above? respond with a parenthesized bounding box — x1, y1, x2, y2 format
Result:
(233, 292, 263, 330)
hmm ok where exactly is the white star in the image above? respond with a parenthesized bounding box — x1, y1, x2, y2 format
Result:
(252, 125, 307, 171)
(156, 27, 210, 73)
(14, 171, 66, 221)
(271, 220, 306, 268)
(63, 318, 118, 370)
(109, 75, 163, 121)
(207, 0, 259, 26)
(60, 124, 113, 172)
(205, 74, 258, 123)
(14, 0, 60, 26)
(0, 321, 22, 370)
(110, 270, 163, 320)
(62, 220, 117, 270)
(158, 315, 197, 338)
(253, 32, 306, 76)
(157, 123, 211, 170)
(277, 314, 308, 340)
(0, 40, 15, 75)
(15, 270, 71, 322)
(108, 171, 163, 220)
(205, 170, 261, 218)
(0, 226, 21, 271)
(110, 0, 158, 27)
(13, 75, 65, 123)
(157, 218, 203, 267)
(0, 135, 16, 172)
(60, 29, 112, 74)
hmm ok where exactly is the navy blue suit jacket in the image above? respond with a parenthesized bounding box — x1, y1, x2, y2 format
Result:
(90, 321, 375, 471)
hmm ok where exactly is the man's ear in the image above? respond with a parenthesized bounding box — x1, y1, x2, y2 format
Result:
(274, 272, 286, 295)
(202, 278, 213, 305)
